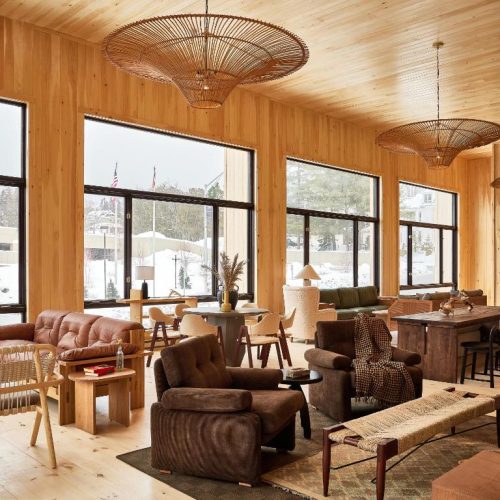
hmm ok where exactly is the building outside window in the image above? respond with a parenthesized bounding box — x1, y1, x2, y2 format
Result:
(286, 158, 379, 288)
(399, 182, 457, 293)
(84, 117, 254, 313)
(0, 99, 26, 325)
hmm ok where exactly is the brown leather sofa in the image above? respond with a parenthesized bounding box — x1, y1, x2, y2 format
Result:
(152, 334, 305, 485)
(0, 310, 145, 425)
(305, 320, 423, 422)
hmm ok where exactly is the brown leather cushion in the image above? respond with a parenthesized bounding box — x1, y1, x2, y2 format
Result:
(57, 312, 101, 351)
(34, 310, 70, 346)
(161, 335, 232, 389)
(250, 389, 304, 434)
(317, 320, 356, 359)
(88, 317, 143, 346)
(57, 341, 137, 361)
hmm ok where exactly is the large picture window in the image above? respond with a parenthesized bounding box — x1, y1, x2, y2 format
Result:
(399, 182, 457, 291)
(84, 117, 254, 309)
(0, 99, 26, 324)
(286, 158, 379, 288)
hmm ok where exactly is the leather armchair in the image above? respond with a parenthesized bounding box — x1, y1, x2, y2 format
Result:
(305, 320, 423, 422)
(152, 334, 305, 485)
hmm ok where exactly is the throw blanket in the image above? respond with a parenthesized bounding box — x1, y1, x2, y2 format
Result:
(353, 313, 415, 407)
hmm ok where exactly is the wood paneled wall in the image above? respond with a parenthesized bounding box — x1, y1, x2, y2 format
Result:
(0, 17, 493, 319)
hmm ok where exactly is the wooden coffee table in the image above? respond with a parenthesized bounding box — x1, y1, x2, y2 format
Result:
(281, 369, 323, 439)
(68, 368, 135, 434)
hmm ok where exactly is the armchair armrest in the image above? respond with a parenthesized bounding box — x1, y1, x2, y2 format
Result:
(391, 347, 421, 366)
(0, 323, 35, 342)
(378, 296, 397, 307)
(305, 348, 351, 370)
(227, 367, 282, 389)
(57, 342, 137, 361)
(161, 387, 252, 413)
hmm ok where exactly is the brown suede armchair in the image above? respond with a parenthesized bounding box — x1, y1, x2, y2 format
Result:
(305, 320, 423, 422)
(151, 334, 305, 485)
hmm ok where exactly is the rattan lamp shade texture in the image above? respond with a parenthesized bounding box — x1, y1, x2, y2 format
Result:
(103, 14, 309, 109)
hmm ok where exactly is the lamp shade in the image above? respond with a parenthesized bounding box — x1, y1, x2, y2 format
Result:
(295, 264, 320, 281)
(136, 266, 154, 280)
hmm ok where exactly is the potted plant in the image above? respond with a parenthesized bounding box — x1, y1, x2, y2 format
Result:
(204, 252, 246, 311)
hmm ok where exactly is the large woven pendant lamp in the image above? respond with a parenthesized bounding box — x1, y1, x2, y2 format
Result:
(103, 0, 309, 109)
(377, 42, 500, 169)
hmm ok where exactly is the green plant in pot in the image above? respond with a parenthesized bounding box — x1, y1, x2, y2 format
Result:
(203, 252, 246, 311)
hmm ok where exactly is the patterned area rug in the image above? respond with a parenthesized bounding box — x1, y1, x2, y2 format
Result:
(263, 415, 498, 499)
(117, 405, 337, 499)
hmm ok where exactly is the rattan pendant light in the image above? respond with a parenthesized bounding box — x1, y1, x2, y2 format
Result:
(377, 42, 500, 168)
(103, 0, 309, 109)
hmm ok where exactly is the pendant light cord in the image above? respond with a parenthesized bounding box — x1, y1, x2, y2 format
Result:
(436, 43, 440, 123)
(204, 0, 209, 72)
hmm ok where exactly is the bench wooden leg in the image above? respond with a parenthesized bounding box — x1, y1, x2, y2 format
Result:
(376, 449, 387, 500)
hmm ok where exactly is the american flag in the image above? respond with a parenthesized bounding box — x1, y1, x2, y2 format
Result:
(111, 163, 118, 204)
(152, 166, 156, 192)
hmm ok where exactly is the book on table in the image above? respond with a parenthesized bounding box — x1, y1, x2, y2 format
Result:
(83, 364, 115, 377)
(286, 367, 310, 379)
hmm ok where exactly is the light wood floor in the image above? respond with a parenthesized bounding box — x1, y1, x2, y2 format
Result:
(1, 341, 498, 499)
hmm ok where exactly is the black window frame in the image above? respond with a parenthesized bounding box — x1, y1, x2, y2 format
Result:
(399, 181, 458, 291)
(0, 98, 27, 321)
(83, 116, 255, 310)
(286, 157, 380, 288)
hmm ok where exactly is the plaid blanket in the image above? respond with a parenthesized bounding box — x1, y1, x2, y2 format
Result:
(352, 313, 415, 407)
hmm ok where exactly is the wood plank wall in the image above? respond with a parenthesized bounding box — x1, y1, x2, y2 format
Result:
(0, 17, 493, 319)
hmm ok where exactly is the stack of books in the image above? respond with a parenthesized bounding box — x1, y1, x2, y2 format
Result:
(83, 364, 115, 377)
(286, 367, 310, 379)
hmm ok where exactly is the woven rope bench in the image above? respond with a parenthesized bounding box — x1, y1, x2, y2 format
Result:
(322, 388, 500, 500)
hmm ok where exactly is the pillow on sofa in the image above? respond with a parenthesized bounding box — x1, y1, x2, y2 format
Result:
(422, 292, 451, 301)
(337, 288, 360, 309)
(461, 289, 483, 297)
(319, 289, 341, 307)
(357, 286, 378, 306)
(57, 341, 137, 361)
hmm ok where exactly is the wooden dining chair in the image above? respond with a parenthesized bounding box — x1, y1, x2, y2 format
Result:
(173, 303, 190, 330)
(0, 344, 63, 468)
(147, 307, 180, 367)
(179, 314, 226, 363)
(233, 313, 284, 369)
(279, 307, 296, 366)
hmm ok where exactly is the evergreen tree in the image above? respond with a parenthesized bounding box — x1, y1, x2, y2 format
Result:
(106, 279, 119, 299)
(178, 265, 192, 290)
(207, 182, 223, 200)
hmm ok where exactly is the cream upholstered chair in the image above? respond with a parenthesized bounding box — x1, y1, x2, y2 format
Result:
(173, 303, 190, 330)
(233, 313, 285, 368)
(241, 302, 261, 326)
(179, 314, 226, 363)
(283, 285, 337, 342)
(0, 344, 63, 468)
(147, 307, 179, 367)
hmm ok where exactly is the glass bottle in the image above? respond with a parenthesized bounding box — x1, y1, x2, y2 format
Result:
(116, 339, 124, 371)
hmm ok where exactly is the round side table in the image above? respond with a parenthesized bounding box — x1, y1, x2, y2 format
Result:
(281, 369, 323, 439)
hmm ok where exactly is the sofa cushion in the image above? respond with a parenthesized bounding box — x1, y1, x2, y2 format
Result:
(162, 335, 232, 389)
(57, 312, 101, 352)
(357, 286, 379, 307)
(319, 289, 341, 307)
(422, 292, 451, 301)
(34, 310, 70, 346)
(462, 289, 483, 297)
(57, 341, 137, 361)
(338, 288, 360, 309)
(250, 389, 304, 434)
(88, 317, 143, 346)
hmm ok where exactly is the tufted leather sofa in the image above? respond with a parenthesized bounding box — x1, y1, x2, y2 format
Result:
(152, 334, 305, 485)
(0, 310, 145, 425)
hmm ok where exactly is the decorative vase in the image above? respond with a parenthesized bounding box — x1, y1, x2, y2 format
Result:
(220, 290, 232, 312)
(217, 285, 239, 310)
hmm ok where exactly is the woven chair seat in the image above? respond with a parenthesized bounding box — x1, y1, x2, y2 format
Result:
(329, 390, 495, 454)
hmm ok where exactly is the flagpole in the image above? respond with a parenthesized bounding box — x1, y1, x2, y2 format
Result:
(152, 166, 156, 297)
(114, 162, 118, 290)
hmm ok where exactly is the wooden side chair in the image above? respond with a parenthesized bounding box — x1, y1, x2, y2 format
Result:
(233, 313, 285, 369)
(179, 314, 226, 363)
(279, 307, 296, 366)
(147, 307, 180, 367)
(0, 344, 63, 468)
(173, 303, 190, 330)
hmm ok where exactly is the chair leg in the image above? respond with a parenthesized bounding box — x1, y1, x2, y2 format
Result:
(279, 327, 293, 367)
(490, 346, 495, 389)
(471, 352, 477, 380)
(147, 323, 160, 367)
(260, 344, 270, 368)
(30, 409, 42, 446)
(40, 390, 57, 469)
(376, 448, 387, 500)
(161, 323, 168, 346)
(257, 345, 261, 360)
(275, 342, 284, 369)
(484, 353, 490, 375)
(232, 327, 245, 366)
(460, 348, 468, 384)
(322, 434, 332, 496)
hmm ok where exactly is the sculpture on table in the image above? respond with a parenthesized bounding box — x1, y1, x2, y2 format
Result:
(439, 291, 474, 316)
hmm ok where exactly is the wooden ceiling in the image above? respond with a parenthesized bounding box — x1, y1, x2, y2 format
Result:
(1, 0, 499, 158)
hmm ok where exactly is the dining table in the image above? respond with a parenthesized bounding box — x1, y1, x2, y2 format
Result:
(184, 307, 268, 366)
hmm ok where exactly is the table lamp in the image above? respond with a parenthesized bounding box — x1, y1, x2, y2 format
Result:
(136, 265, 154, 299)
(295, 264, 320, 286)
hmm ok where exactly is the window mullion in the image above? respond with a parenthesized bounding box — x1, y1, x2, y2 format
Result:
(407, 225, 413, 287)
(353, 220, 358, 287)
(304, 214, 310, 265)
